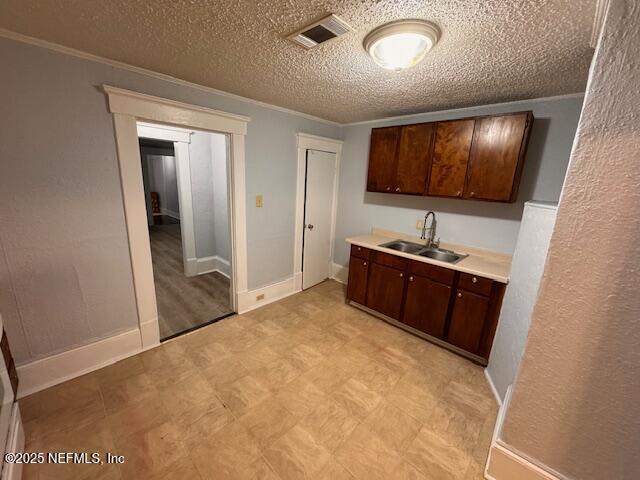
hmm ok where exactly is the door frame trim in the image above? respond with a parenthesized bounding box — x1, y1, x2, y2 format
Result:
(104, 85, 249, 348)
(294, 133, 343, 291)
(137, 122, 199, 277)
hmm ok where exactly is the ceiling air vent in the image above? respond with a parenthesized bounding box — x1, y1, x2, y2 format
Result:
(288, 14, 353, 49)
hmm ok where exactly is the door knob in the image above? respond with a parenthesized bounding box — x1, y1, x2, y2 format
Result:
(307, 224, 314, 230)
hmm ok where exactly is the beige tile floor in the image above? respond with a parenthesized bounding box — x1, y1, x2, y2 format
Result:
(20, 280, 498, 479)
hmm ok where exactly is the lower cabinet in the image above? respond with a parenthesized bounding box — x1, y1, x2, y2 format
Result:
(346, 246, 506, 363)
(402, 274, 451, 339)
(446, 289, 489, 354)
(346, 256, 369, 305)
(365, 263, 406, 320)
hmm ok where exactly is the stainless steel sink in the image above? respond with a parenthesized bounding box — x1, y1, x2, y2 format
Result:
(418, 248, 466, 264)
(379, 240, 467, 264)
(379, 240, 425, 255)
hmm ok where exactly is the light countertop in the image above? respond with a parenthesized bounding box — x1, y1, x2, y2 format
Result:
(346, 228, 512, 284)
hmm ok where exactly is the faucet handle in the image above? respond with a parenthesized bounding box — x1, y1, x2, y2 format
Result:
(433, 237, 441, 248)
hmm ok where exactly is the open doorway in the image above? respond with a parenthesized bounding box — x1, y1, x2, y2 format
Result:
(138, 123, 234, 340)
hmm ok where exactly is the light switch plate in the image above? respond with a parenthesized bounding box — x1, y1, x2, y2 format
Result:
(256, 195, 263, 208)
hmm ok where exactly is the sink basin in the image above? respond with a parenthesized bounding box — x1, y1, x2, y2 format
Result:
(379, 240, 468, 264)
(379, 240, 425, 255)
(418, 248, 466, 264)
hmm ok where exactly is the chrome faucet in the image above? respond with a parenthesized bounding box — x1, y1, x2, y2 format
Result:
(420, 211, 439, 248)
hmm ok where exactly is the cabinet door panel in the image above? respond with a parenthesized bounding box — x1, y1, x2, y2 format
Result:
(402, 275, 451, 339)
(465, 113, 530, 202)
(427, 120, 475, 197)
(396, 123, 435, 194)
(365, 263, 406, 320)
(347, 256, 369, 305)
(446, 289, 489, 354)
(367, 127, 400, 192)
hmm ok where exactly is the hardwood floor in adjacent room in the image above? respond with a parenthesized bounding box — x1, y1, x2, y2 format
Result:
(149, 219, 232, 339)
(20, 281, 498, 479)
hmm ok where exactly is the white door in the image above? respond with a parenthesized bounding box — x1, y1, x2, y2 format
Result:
(302, 149, 337, 289)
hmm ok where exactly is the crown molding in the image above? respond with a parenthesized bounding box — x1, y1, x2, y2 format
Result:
(0, 27, 342, 127)
(343, 93, 586, 127)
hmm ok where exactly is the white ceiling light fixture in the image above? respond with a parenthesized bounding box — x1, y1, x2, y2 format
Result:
(364, 19, 440, 71)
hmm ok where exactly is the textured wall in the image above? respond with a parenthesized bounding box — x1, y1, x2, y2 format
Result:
(487, 202, 557, 401)
(501, 1, 640, 479)
(333, 96, 583, 266)
(0, 37, 340, 364)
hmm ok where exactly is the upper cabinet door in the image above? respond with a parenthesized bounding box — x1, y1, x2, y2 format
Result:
(395, 123, 435, 195)
(366, 126, 400, 192)
(465, 112, 533, 202)
(427, 119, 476, 198)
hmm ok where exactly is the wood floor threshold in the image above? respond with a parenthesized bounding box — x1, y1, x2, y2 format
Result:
(160, 311, 236, 342)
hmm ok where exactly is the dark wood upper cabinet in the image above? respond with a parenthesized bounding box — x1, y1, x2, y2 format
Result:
(346, 256, 369, 305)
(365, 263, 406, 320)
(396, 123, 435, 194)
(465, 112, 533, 202)
(366, 126, 400, 192)
(446, 289, 489, 354)
(402, 274, 451, 339)
(427, 119, 475, 198)
(366, 111, 533, 202)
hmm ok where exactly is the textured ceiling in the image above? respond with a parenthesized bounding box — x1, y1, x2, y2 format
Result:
(0, 0, 596, 123)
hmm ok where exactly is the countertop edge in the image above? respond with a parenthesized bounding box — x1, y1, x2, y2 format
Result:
(346, 237, 510, 284)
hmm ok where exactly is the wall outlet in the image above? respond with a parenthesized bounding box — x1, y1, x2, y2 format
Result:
(256, 293, 265, 301)
(416, 219, 424, 230)
(255, 195, 264, 208)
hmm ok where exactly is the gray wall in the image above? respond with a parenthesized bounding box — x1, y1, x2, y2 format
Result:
(189, 131, 217, 259)
(147, 155, 180, 218)
(0, 37, 340, 364)
(333, 96, 584, 266)
(211, 133, 230, 262)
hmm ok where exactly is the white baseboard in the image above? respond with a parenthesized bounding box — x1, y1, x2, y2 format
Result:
(484, 368, 503, 406)
(159, 208, 180, 220)
(237, 276, 300, 314)
(16, 328, 143, 398)
(196, 255, 231, 278)
(485, 386, 568, 480)
(331, 263, 348, 284)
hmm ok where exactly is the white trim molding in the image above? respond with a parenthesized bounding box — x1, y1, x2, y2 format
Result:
(485, 387, 569, 480)
(104, 85, 249, 349)
(189, 255, 231, 278)
(237, 276, 300, 314)
(294, 133, 343, 291)
(16, 329, 143, 398)
(331, 263, 349, 284)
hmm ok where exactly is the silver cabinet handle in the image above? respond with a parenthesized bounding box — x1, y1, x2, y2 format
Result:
(357, 247, 361, 251)
(399, 273, 404, 278)
(409, 276, 414, 282)
(470, 191, 475, 197)
(472, 276, 478, 283)
(456, 190, 462, 196)
(457, 292, 462, 298)
(363, 262, 367, 266)
(386, 186, 391, 191)
(395, 187, 401, 192)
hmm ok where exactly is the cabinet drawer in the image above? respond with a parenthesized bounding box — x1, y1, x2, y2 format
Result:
(350, 244, 370, 260)
(371, 250, 408, 270)
(409, 260, 455, 285)
(458, 273, 493, 296)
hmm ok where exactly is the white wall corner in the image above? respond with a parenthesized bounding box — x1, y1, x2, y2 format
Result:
(237, 276, 300, 314)
(331, 263, 349, 284)
(16, 328, 144, 398)
(196, 255, 231, 278)
(485, 386, 569, 480)
(484, 368, 503, 406)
